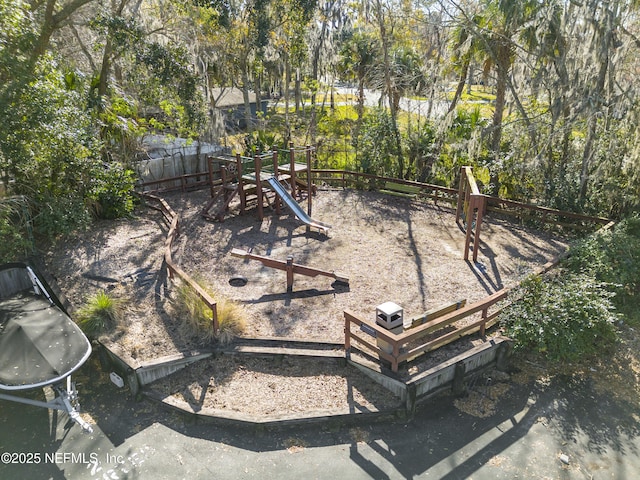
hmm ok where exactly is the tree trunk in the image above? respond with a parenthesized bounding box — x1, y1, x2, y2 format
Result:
(489, 42, 510, 196)
(375, 0, 404, 178)
(448, 57, 469, 114)
(284, 54, 291, 141)
(241, 62, 253, 133)
(578, 15, 613, 207)
(96, 0, 128, 102)
(29, 0, 95, 73)
(255, 71, 263, 130)
(294, 67, 301, 114)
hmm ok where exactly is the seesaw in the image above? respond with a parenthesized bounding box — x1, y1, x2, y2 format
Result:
(231, 248, 349, 292)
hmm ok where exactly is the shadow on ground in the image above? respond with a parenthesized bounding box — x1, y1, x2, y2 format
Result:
(2, 354, 639, 479)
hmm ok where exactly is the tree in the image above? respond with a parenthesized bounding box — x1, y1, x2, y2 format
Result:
(373, 0, 405, 178)
(337, 29, 380, 135)
(306, 0, 350, 145)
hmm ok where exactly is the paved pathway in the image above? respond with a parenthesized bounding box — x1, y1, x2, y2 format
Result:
(1, 360, 638, 479)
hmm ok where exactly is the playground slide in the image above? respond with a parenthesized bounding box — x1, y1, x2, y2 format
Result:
(266, 177, 331, 233)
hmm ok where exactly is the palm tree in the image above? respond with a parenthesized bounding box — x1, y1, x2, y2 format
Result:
(451, 0, 541, 195)
(337, 29, 380, 131)
(447, 12, 483, 114)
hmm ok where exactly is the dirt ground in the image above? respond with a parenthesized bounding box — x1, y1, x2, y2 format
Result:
(45, 187, 571, 416)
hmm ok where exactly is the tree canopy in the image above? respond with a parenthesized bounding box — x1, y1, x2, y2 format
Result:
(1, 0, 640, 260)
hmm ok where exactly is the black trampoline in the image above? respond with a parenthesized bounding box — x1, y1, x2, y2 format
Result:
(0, 263, 93, 431)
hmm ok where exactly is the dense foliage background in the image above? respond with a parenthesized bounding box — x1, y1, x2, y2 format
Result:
(3, 1, 640, 242)
(1, 0, 639, 361)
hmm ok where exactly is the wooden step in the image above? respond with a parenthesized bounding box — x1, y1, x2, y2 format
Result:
(230, 345, 343, 358)
(222, 337, 344, 359)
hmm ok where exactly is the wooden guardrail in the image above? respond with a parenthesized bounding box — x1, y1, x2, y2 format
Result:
(136, 159, 610, 234)
(343, 214, 616, 375)
(483, 197, 611, 230)
(141, 193, 219, 335)
(345, 290, 508, 373)
(309, 168, 609, 234)
(455, 166, 485, 262)
(309, 169, 458, 206)
(405, 299, 467, 329)
(138, 172, 212, 193)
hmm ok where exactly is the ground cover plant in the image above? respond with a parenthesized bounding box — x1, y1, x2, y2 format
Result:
(76, 291, 123, 338)
(501, 217, 640, 362)
(500, 272, 618, 362)
(171, 277, 247, 345)
(563, 216, 640, 324)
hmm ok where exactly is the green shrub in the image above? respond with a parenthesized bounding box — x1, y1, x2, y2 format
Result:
(564, 216, 640, 323)
(500, 273, 618, 362)
(172, 278, 246, 344)
(0, 199, 34, 262)
(33, 194, 92, 240)
(89, 162, 137, 220)
(76, 291, 123, 337)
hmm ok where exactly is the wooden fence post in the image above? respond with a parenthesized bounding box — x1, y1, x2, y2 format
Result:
(480, 306, 488, 337)
(237, 153, 246, 213)
(344, 314, 351, 360)
(306, 145, 313, 217)
(272, 149, 281, 214)
(289, 142, 297, 199)
(255, 154, 263, 220)
(286, 255, 294, 292)
(456, 166, 466, 223)
(212, 304, 219, 337)
(472, 195, 485, 262)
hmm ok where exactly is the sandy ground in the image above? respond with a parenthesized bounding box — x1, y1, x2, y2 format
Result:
(45, 187, 570, 415)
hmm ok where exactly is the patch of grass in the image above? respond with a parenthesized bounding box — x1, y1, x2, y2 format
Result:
(460, 88, 495, 102)
(76, 291, 123, 337)
(215, 295, 248, 344)
(172, 278, 247, 344)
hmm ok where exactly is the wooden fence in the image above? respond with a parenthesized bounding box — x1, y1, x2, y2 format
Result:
(135, 161, 610, 236)
(310, 169, 458, 206)
(344, 219, 614, 374)
(454, 166, 610, 262)
(138, 165, 612, 371)
(141, 193, 219, 335)
(345, 289, 508, 373)
(138, 171, 213, 193)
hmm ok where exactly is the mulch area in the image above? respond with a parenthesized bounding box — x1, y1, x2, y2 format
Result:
(44, 187, 571, 417)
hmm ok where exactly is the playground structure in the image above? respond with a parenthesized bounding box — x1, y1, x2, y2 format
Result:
(154, 165, 610, 370)
(201, 144, 330, 233)
(231, 248, 349, 292)
(110, 163, 616, 419)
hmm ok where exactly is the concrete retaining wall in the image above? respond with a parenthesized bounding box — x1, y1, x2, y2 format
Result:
(136, 352, 213, 387)
(97, 341, 214, 396)
(350, 336, 513, 416)
(135, 136, 225, 188)
(98, 336, 512, 423)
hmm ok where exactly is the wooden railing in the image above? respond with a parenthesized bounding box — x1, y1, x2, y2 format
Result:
(136, 157, 610, 232)
(137, 163, 613, 374)
(310, 169, 458, 206)
(345, 289, 508, 373)
(483, 196, 611, 230)
(455, 166, 485, 262)
(138, 172, 212, 193)
(343, 223, 613, 374)
(141, 193, 219, 335)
